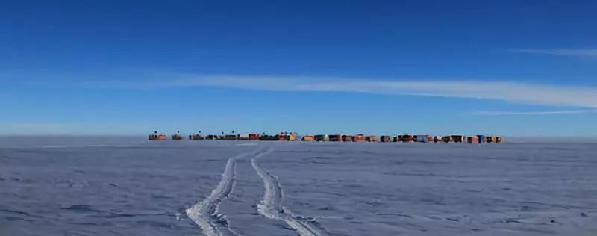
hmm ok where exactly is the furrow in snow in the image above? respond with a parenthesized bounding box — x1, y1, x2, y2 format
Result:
(186, 158, 240, 236)
(251, 152, 328, 236)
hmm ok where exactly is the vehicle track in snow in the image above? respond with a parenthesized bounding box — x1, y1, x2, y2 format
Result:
(186, 157, 240, 236)
(251, 151, 328, 236)
(186, 148, 269, 236)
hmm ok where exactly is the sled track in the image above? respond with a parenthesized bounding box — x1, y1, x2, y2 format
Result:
(251, 151, 328, 236)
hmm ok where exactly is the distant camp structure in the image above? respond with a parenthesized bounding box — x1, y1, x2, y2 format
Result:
(148, 131, 167, 141)
(171, 131, 183, 140)
(149, 131, 503, 144)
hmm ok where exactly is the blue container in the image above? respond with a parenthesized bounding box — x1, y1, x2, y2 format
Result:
(415, 135, 429, 143)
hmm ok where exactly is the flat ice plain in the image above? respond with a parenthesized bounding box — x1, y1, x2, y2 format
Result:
(1, 137, 596, 235)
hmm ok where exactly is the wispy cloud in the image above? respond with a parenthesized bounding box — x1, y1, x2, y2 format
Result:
(89, 75, 597, 108)
(473, 109, 597, 116)
(508, 49, 597, 57)
(0, 122, 155, 135)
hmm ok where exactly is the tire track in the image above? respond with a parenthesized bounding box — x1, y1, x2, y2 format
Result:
(186, 157, 240, 236)
(251, 151, 328, 236)
(186, 148, 271, 236)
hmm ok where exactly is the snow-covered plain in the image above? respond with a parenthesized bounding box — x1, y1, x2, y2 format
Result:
(1, 137, 596, 235)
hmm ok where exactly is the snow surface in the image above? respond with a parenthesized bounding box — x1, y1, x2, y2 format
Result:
(1, 137, 596, 235)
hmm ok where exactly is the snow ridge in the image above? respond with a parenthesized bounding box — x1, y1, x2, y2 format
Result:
(251, 152, 328, 236)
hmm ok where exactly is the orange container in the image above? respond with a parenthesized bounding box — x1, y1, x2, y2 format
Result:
(352, 134, 366, 142)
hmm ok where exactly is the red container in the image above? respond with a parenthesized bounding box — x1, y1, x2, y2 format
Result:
(467, 136, 479, 143)
(249, 133, 261, 140)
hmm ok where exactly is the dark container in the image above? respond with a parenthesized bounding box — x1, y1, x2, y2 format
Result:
(451, 135, 464, 143)
(477, 135, 485, 144)
(401, 135, 414, 143)
(314, 134, 329, 141)
(380, 136, 392, 143)
(329, 134, 342, 142)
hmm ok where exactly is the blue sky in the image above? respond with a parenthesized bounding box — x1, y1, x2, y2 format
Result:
(1, 0, 597, 136)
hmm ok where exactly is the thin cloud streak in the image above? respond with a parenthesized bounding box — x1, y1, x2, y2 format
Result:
(473, 110, 597, 116)
(509, 49, 597, 57)
(91, 75, 597, 108)
(0, 122, 157, 135)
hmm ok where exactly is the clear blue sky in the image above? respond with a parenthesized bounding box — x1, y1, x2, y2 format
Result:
(2, 0, 597, 136)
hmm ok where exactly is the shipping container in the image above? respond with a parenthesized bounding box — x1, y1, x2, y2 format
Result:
(149, 131, 167, 141)
(467, 136, 479, 143)
(314, 134, 329, 141)
(477, 135, 485, 144)
(414, 135, 429, 143)
(275, 132, 297, 141)
(249, 133, 261, 140)
(486, 136, 499, 143)
(329, 134, 342, 142)
(401, 134, 414, 143)
(171, 133, 184, 140)
(380, 135, 392, 143)
(451, 135, 464, 143)
(260, 135, 276, 141)
(302, 135, 315, 141)
(352, 134, 366, 142)
(189, 134, 205, 140)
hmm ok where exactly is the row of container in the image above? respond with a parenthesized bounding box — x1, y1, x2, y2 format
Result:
(149, 131, 503, 144)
